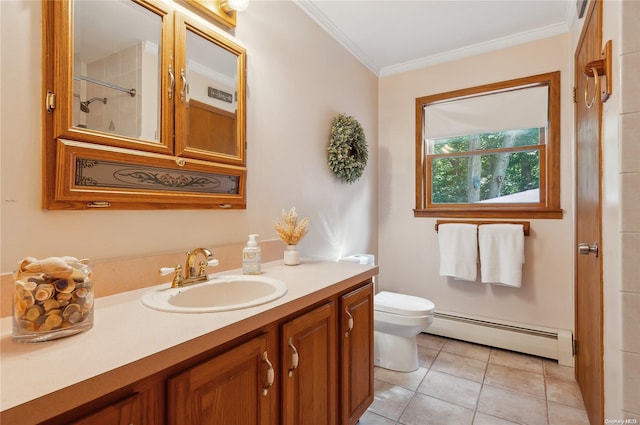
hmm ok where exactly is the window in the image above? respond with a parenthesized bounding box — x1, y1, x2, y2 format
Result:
(414, 72, 562, 219)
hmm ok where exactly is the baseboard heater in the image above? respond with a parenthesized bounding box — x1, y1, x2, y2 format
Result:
(425, 310, 574, 366)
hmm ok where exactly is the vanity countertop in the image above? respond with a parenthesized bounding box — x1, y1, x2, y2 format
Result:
(0, 258, 378, 421)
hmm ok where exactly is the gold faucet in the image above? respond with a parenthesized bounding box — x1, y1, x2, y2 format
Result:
(167, 248, 216, 288)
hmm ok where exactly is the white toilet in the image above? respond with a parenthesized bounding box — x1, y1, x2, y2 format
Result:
(374, 291, 435, 372)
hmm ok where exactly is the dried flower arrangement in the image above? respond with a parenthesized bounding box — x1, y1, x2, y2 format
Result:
(274, 207, 309, 246)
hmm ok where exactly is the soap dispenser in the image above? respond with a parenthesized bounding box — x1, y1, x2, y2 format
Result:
(242, 234, 261, 275)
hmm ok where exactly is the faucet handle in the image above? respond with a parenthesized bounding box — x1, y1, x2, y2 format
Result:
(160, 266, 178, 276)
(160, 264, 184, 287)
(197, 258, 219, 277)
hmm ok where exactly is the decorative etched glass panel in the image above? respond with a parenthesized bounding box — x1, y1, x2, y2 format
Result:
(75, 158, 240, 194)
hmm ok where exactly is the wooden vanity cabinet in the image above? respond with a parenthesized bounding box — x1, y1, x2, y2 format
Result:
(340, 283, 374, 425)
(281, 302, 337, 425)
(67, 393, 141, 425)
(27, 279, 374, 425)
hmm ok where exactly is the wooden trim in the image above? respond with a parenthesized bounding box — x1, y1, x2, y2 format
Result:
(414, 208, 562, 219)
(434, 220, 531, 236)
(415, 71, 562, 219)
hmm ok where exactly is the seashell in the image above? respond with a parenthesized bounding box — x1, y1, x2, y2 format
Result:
(74, 287, 88, 298)
(62, 303, 81, 319)
(34, 284, 55, 301)
(23, 257, 72, 274)
(71, 269, 86, 283)
(42, 299, 61, 312)
(44, 314, 63, 329)
(14, 299, 28, 317)
(24, 278, 41, 290)
(25, 305, 43, 321)
(45, 308, 62, 316)
(61, 256, 79, 264)
(48, 269, 74, 280)
(53, 279, 75, 294)
(67, 311, 83, 324)
(18, 257, 38, 272)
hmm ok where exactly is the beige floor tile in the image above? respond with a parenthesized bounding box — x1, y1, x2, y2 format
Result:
(472, 412, 520, 425)
(417, 332, 447, 350)
(443, 339, 491, 362)
(418, 345, 439, 368)
(431, 351, 488, 382)
(548, 401, 590, 425)
(477, 385, 548, 425)
(484, 363, 546, 398)
(417, 370, 482, 409)
(358, 410, 396, 425)
(546, 376, 586, 409)
(543, 359, 576, 382)
(489, 348, 544, 374)
(374, 366, 427, 391)
(369, 380, 414, 421)
(400, 393, 474, 425)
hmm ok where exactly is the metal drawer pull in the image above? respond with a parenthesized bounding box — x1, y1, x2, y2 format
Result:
(345, 309, 354, 337)
(288, 337, 299, 377)
(262, 351, 274, 396)
(168, 64, 174, 99)
(180, 68, 188, 102)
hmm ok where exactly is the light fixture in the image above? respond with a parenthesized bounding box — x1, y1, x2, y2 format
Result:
(220, 0, 249, 14)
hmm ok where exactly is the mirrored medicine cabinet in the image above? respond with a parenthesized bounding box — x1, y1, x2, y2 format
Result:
(43, 0, 247, 210)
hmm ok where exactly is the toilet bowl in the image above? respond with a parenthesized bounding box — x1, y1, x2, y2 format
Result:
(374, 291, 435, 372)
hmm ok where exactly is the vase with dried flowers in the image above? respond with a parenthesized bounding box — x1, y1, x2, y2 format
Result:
(274, 207, 309, 266)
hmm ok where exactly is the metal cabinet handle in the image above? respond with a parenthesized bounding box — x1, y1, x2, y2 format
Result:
(287, 337, 299, 377)
(168, 64, 175, 99)
(345, 309, 354, 337)
(180, 68, 188, 102)
(578, 241, 599, 257)
(262, 351, 274, 396)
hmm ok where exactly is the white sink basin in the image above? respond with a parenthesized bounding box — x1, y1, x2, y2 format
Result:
(141, 275, 287, 313)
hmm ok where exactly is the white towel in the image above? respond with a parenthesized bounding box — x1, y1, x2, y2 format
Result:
(478, 224, 525, 287)
(438, 224, 478, 281)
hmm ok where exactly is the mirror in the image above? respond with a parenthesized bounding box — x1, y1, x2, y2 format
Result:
(174, 13, 246, 165)
(73, 0, 162, 143)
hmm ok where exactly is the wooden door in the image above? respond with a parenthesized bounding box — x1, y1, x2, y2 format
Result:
(168, 334, 275, 425)
(282, 302, 337, 425)
(574, 1, 604, 423)
(340, 283, 374, 425)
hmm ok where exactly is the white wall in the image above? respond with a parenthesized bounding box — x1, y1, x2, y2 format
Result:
(378, 34, 575, 331)
(0, 0, 379, 273)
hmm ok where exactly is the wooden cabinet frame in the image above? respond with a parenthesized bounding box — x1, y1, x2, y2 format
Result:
(42, 0, 247, 210)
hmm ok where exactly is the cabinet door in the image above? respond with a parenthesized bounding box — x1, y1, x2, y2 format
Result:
(174, 12, 246, 166)
(282, 302, 337, 425)
(340, 283, 374, 425)
(168, 334, 275, 425)
(68, 393, 140, 425)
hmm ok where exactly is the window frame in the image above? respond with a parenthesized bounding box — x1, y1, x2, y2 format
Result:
(414, 71, 562, 219)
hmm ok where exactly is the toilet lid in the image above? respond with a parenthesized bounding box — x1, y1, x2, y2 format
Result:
(374, 291, 435, 316)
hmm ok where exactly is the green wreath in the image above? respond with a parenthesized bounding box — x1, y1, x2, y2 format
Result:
(327, 113, 368, 184)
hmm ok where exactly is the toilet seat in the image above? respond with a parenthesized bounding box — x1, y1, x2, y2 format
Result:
(374, 291, 435, 317)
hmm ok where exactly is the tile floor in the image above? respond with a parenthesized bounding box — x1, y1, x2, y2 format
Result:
(360, 333, 589, 425)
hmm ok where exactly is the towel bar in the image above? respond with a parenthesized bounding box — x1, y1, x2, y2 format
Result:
(435, 220, 530, 236)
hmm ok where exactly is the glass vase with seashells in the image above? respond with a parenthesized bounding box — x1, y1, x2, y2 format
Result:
(13, 256, 94, 343)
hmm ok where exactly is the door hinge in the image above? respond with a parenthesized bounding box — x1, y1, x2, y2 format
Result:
(46, 90, 56, 112)
(573, 339, 577, 356)
(572, 86, 577, 104)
